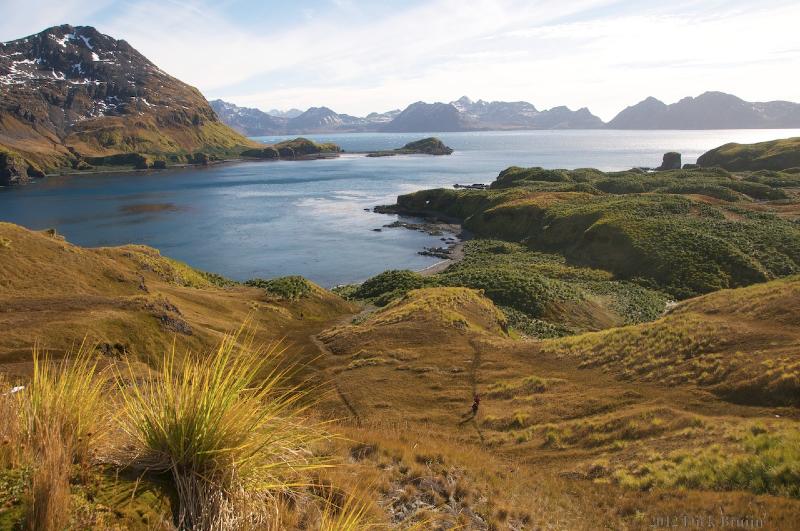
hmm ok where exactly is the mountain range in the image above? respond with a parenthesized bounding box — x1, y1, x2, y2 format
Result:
(3, 23, 800, 183)
(607, 91, 800, 129)
(0, 24, 254, 181)
(210, 96, 605, 135)
(212, 92, 800, 135)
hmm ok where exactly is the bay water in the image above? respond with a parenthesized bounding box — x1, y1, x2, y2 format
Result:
(1, 129, 797, 286)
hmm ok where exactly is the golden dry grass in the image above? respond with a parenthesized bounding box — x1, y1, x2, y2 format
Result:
(2, 222, 800, 529)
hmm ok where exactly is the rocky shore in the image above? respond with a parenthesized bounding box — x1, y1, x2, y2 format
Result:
(369, 205, 469, 274)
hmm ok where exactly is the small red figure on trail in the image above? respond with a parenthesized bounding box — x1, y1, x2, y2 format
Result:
(471, 393, 481, 415)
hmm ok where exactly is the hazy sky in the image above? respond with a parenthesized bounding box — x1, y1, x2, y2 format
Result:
(2, 0, 799, 120)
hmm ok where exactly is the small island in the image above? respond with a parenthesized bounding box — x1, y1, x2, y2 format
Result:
(241, 137, 342, 160)
(366, 137, 454, 157)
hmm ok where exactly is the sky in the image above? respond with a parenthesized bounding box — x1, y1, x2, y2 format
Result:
(1, 0, 799, 120)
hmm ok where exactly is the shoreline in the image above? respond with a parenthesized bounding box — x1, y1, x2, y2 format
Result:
(416, 239, 466, 276)
(37, 149, 445, 180)
(369, 205, 469, 277)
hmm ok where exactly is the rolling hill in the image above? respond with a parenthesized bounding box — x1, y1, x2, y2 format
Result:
(697, 136, 800, 171)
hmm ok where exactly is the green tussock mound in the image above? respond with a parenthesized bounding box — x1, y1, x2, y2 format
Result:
(245, 275, 320, 299)
(613, 425, 800, 498)
(397, 137, 453, 155)
(697, 137, 800, 171)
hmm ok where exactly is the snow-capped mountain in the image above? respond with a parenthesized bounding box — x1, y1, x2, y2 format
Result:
(210, 99, 287, 136)
(0, 24, 252, 181)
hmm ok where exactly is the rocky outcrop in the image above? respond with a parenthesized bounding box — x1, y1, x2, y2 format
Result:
(657, 152, 682, 170)
(241, 147, 280, 159)
(0, 151, 33, 185)
(400, 138, 453, 155)
(367, 137, 454, 157)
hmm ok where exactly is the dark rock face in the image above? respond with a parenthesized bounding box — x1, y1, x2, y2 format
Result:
(607, 92, 800, 129)
(0, 151, 32, 185)
(657, 152, 682, 170)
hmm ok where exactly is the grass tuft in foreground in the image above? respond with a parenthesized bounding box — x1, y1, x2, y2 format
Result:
(3, 345, 107, 530)
(24, 345, 107, 465)
(118, 331, 329, 530)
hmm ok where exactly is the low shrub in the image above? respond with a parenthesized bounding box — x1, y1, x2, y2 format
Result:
(246, 275, 315, 299)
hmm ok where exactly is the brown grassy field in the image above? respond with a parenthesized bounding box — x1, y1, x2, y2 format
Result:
(317, 283, 800, 529)
(1, 222, 799, 529)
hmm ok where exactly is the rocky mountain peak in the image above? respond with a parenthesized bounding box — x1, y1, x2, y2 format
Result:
(0, 24, 251, 175)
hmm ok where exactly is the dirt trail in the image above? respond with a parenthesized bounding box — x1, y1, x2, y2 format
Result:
(308, 305, 376, 422)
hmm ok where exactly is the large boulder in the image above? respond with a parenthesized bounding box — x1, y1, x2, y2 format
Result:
(657, 152, 682, 170)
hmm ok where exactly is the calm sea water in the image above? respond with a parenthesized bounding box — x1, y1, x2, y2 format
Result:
(1, 129, 798, 286)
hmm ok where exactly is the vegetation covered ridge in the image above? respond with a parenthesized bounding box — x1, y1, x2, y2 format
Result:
(241, 137, 342, 160)
(380, 164, 800, 299)
(697, 136, 800, 171)
(336, 239, 669, 339)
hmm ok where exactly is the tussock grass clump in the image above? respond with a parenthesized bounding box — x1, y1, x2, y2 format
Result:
(25, 346, 106, 465)
(0, 374, 24, 469)
(12, 346, 107, 530)
(487, 374, 564, 399)
(27, 426, 71, 531)
(318, 492, 373, 530)
(119, 333, 329, 529)
(613, 426, 800, 498)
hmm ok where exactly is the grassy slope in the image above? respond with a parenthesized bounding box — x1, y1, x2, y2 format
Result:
(1, 222, 799, 528)
(318, 282, 800, 528)
(0, 222, 353, 371)
(697, 137, 800, 171)
(540, 276, 800, 406)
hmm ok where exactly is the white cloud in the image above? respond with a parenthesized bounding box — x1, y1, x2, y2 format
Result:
(0, 0, 113, 40)
(3, 0, 798, 119)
